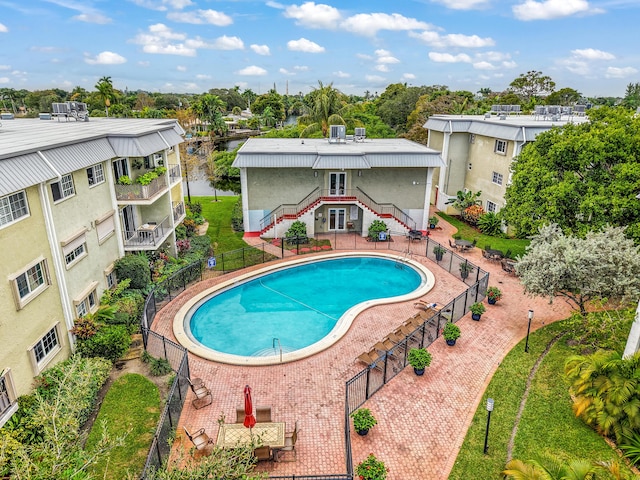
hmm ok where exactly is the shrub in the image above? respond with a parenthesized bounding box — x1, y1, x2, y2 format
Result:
(149, 357, 172, 376)
(187, 201, 202, 215)
(231, 197, 244, 232)
(76, 325, 131, 362)
(407, 348, 433, 370)
(285, 221, 307, 243)
(478, 212, 502, 235)
(114, 254, 150, 290)
(350, 408, 377, 432)
(188, 235, 211, 257)
(176, 238, 191, 255)
(182, 218, 197, 237)
(356, 454, 387, 480)
(486, 286, 503, 303)
(469, 302, 486, 316)
(462, 204, 485, 225)
(70, 316, 99, 339)
(442, 322, 461, 341)
(368, 219, 388, 240)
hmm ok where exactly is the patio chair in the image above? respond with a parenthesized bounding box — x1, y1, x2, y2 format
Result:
(276, 421, 299, 462)
(482, 249, 491, 260)
(183, 426, 214, 451)
(256, 406, 272, 423)
(357, 348, 384, 368)
(448, 239, 458, 250)
(236, 407, 245, 423)
(187, 377, 212, 409)
(254, 446, 273, 462)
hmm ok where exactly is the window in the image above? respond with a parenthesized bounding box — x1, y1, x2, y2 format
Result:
(31, 325, 61, 370)
(0, 369, 18, 428)
(74, 283, 98, 318)
(144, 153, 164, 169)
(0, 191, 29, 228)
(87, 164, 105, 187)
(105, 265, 117, 289)
(486, 200, 497, 213)
(494, 139, 507, 155)
(96, 211, 115, 244)
(492, 171, 503, 186)
(61, 231, 87, 268)
(10, 258, 50, 309)
(51, 174, 75, 202)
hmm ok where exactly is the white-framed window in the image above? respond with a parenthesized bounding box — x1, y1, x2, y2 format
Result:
(494, 139, 507, 155)
(0, 191, 29, 228)
(96, 211, 115, 244)
(10, 257, 50, 309)
(51, 174, 75, 202)
(87, 163, 105, 187)
(74, 282, 98, 318)
(492, 172, 503, 186)
(61, 231, 87, 268)
(29, 324, 61, 373)
(486, 200, 497, 213)
(144, 152, 164, 169)
(0, 369, 18, 428)
(105, 264, 117, 289)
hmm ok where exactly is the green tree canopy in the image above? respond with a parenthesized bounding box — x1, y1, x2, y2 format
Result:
(95, 76, 115, 116)
(546, 87, 581, 106)
(298, 81, 351, 137)
(501, 107, 640, 241)
(509, 70, 556, 103)
(190, 93, 228, 136)
(250, 90, 285, 122)
(516, 224, 640, 315)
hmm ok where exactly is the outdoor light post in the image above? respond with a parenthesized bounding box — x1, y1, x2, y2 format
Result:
(524, 309, 534, 353)
(483, 398, 494, 455)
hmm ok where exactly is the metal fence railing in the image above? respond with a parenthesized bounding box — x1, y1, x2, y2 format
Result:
(138, 231, 489, 478)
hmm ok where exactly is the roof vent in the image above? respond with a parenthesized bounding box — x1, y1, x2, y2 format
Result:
(328, 124, 346, 143)
(354, 127, 366, 142)
(0, 113, 14, 120)
(51, 102, 89, 122)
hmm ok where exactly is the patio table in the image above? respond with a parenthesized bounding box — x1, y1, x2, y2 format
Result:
(455, 239, 473, 250)
(216, 422, 285, 449)
(486, 249, 503, 260)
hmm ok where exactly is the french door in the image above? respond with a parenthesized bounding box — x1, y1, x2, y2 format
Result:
(329, 172, 346, 195)
(328, 208, 346, 230)
(120, 205, 136, 239)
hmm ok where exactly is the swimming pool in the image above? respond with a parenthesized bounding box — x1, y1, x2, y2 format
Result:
(174, 252, 435, 365)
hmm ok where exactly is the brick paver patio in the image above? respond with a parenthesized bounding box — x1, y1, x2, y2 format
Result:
(151, 216, 573, 479)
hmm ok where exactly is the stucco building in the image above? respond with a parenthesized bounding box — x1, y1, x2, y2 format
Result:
(0, 116, 185, 427)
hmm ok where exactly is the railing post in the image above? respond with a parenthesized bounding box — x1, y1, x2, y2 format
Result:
(365, 368, 371, 399)
(162, 336, 168, 360)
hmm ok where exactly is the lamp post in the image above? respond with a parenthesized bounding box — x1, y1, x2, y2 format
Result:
(524, 309, 534, 353)
(483, 398, 494, 455)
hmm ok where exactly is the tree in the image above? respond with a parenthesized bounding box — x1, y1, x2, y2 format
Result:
(501, 107, 640, 241)
(509, 70, 556, 102)
(504, 455, 618, 480)
(95, 76, 115, 116)
(516, 224, 640, 315)
(190, 93, 228, 136)
(207, 145, 241, 194)
(250, 90, 285, 123)
(445, 190, 482, 211)
(298, 81, 351, 137)
(622, 82, 640, 110)
(546, 87, 581, 106)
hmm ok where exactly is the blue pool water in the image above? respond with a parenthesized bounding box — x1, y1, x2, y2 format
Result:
(187, 256, 423, 357)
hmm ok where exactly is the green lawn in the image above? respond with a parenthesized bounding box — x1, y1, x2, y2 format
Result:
(449, 311, 636, 479)
(435, 212, 530, 258)
(85, 373, 161, 479)
(189, 196, 247, 253)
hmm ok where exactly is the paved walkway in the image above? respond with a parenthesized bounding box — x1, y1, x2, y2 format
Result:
(151, 217, 573, 479)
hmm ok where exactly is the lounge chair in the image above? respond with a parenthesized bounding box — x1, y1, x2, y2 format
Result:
(183, 426, 213, 451)
(374, 338, 396, 353)
(187, 377, 212, 409)
(275, 421, 299, 462)
(256, 406, 272, 423)
(254, 445, 273, 461)
(357, 348, 384, 367)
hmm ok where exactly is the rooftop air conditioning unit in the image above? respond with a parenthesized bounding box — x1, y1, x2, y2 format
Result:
(354, 127, 366, 142)
(329, 124, 346, 143)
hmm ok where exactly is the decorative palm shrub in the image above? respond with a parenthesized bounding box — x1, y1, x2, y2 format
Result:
(368, 220, 388, 240)
(478, 212, 502, 235)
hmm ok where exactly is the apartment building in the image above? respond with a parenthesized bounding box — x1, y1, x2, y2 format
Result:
(0, 116, 185, 427)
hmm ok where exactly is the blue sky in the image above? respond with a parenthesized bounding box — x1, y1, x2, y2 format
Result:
(0, 0, 638, 97)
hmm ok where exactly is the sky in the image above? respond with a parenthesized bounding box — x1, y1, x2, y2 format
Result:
(0, 0, 638, 98)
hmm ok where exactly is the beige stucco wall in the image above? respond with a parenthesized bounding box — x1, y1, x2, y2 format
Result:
(465, 134, 511, 211)
(0, 185, 70, 396)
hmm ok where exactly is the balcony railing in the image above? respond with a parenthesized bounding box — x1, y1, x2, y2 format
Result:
(123, 215, 171, 248)
(115, 174, 168, 201)
(173, 201, 185, 222)
(168, 164, 181, 184)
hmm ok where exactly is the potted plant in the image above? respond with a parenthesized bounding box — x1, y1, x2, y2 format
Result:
(469, 302, 486, 321)
(350, 408, 377, 436)
(407, 347, 433, 376)
(428, 215, 440, 229)
(356, 454, 387, 480)
(368, 219, 388, 242)
(442, 322, 461, 346)
(117, 175, 131, 185)
(433, 244, 446, 262)
(486, 286, 502, 305)
(459, 261, 474, 280)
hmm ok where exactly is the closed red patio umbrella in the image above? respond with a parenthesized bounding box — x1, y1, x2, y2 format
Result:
(243, 385, 256, 428)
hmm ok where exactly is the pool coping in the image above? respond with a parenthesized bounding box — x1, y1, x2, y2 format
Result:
(173, 251, 435, 366)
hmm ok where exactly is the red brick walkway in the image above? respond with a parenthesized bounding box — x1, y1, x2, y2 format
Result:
(151, 217, 572, 479)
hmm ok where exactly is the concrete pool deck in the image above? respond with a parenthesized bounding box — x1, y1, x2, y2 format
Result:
(150, 219, 573, 479)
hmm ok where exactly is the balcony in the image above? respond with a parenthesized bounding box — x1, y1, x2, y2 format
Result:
(115, 174, 168, 202)
(123, 215, 172, 251)
(168, 164, 181, 185)
(173, 201, 186, 222)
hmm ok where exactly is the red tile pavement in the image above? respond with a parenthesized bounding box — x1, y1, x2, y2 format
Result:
(151, 216, 572, 479)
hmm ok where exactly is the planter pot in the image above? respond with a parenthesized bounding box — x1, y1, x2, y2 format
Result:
(446, 339, 456, 346)
(429, 223, 436, 229)
(472, 313, 482, 321)
(413, 367, 425, 376)
(356, 429, 369, 436)
(435, 252, 444, 262)
(487, 298, 497, 305)
(460, 273, 469, 280)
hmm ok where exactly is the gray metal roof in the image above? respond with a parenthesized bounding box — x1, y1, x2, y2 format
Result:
(233, 137, 444, 169)
(0, 118, 184, 196)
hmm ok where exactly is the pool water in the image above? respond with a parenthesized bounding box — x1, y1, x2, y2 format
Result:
(187, 256, 423, 357)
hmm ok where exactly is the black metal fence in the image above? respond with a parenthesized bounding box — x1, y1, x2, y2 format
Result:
(138, 231, 488, 479)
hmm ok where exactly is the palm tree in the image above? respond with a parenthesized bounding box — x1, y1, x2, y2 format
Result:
(190, 94, 228, 136)
(298, 81, 349, 137)
(504, 455, 599, 480)
(95, 76, 114, 117)
(445, 190, 482, 211)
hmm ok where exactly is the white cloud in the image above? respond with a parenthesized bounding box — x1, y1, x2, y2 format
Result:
(365, 74, 385, 82)
(558, 58, 590, 75)
(195, 74, 211, 79)
(284, 2, 341, 29)
(377, 55, 400, 64)
(0, 65, 10, 70)
(375, 64, 389, 72)
(473, 61, 497, 70)
(334, 70, 350, 78)
(130, 24, 242, 56)
(341, 13, 430, 36)
(73, 13, 111, 23)
(279, 68, 295, 75)
(128, 0, 167, 11)
(513, 0, 602, 20)
(164, 0, 193, 8)
(177, 65, 187, 71)
(571, 48, 615, 60)
(409, 30, 494, 48)
(84, 51, 127, 65)
(237, 65, 268, 76)
(605, 66, 638, 78)
(250, 44, 270, 55)
(266, 1, 284, 8)
(183, 82, 198, 90)
(0, 77, 9, 84)
(431, 0, 490, 9)
(0, 23, 8, 32)
(294, 65, 309, 71)
(167, 9, 233, 26)
(211, 36, 244, 50)
(502, 60, 518, 69)
(43, 0, 111, 24)
(402, 73, 416, 80)
(356, 53, 373, 60)
(287, 38, 325, 53)
(476, 51, 512, 62)
(138, 60, 151, 67)
(428, 52, 472, 63)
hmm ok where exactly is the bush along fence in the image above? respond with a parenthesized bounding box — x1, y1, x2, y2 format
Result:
(138, 233, 487, 479)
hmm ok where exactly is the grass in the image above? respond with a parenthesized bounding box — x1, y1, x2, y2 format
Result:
(85, 373, 161, 479)
(189, 195, 246, 253)
(436, 212, 530, 258)
(449, 310, 636, 479)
